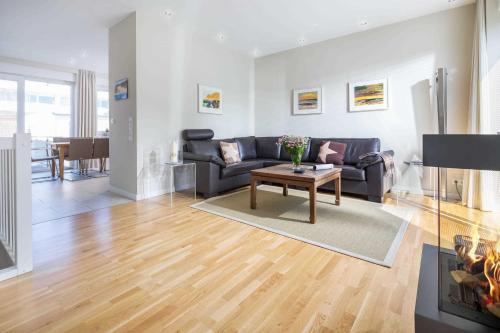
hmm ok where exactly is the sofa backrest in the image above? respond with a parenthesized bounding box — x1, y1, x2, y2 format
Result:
(187, 140, 223, 158)
(182, 129, 381, 165)
(309, 138, 380, 164)
(235, 137, 257, 160)
(255, 137, 281, 159)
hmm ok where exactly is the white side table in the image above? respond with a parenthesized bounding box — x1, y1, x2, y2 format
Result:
(164, 162, 196, 207)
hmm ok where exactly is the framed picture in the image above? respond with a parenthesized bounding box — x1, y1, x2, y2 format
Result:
(198, 85, 222, 114)
(114, 78, 128, 100)
(293, 87, 323, 115)
(349, 78, 388, 112)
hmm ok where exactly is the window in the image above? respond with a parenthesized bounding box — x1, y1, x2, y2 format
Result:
(0, 79, 18, 137)
(38, 96, 55, 104)
(97, 90, 109, 135)
(25, 80, 72, 139)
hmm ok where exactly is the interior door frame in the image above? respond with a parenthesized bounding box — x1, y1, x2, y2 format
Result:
(0, 73, 25, 135)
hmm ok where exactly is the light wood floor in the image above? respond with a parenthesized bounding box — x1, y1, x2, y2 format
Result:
(0, 189, 473, 332)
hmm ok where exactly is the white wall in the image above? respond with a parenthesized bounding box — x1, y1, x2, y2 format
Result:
(134, 9, 254, 198)
(255, 5, 474, 174)
(109, 13, 138, 198)
(108, 10, 255, 199)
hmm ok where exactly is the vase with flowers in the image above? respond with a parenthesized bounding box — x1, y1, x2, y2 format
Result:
(277, 135, 310, 171)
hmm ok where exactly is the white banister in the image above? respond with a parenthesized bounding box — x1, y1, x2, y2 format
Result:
(0, 133, 32, 281)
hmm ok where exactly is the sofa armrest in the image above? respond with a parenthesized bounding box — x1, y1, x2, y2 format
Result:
(356, 150, 394, 169)
(183, 152, 226, 167)
(365, 159, 394, 200)
(182, 158, 222, 197)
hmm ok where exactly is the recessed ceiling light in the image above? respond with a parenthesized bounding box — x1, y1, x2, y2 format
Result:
(298, 37, 306, 45)
(253, 49, 261, 57)
(217, 33, 225, 42)
(81, 51, 88, 59)
(360, 21, 368, 27)
(162, 9, 174, 17)
(69, 57, 76, 65)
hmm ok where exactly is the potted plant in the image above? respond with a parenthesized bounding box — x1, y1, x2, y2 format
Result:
(278, 135, 310, 171)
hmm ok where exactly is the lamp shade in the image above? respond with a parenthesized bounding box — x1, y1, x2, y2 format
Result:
(423, 134, 500, 171)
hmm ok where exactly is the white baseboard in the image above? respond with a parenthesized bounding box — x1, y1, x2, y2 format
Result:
(0, 267, 18, 282)
(110, 186, 172, 201)
(109, 186, 139, 201)
(136, 189, 170, 201)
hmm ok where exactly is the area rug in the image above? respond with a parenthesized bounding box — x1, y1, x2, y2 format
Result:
(191, 185, 414, 267)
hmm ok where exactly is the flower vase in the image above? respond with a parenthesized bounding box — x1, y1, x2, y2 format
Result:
(291, 149, 304, 171)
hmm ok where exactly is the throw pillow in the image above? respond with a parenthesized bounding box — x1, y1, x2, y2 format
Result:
(316, 141, 347, 165)
(220, 141, 241, 165)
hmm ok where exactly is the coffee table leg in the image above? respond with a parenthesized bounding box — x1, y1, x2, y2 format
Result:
(309, 185, 316, 224)
(335, 178, 341, 206)
(251, 177, 257, 209)
(283, 184, 288, 196)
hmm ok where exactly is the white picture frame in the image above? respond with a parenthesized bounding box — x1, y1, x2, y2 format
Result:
(349, 78, 388, 112)
(293, 87, 323, 115)
(198, 84, 223, 115)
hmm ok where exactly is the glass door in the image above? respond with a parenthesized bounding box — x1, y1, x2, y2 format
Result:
(25, 80, 72, 139)
(0, 74, 24, 137)
(24, 79, 73, 174)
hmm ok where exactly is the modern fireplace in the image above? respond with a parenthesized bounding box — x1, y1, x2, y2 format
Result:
(439, 211, 500, 328)
(417, 134, 500, 332)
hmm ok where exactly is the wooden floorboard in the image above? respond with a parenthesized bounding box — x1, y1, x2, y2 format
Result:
(0, 190, 455, 332)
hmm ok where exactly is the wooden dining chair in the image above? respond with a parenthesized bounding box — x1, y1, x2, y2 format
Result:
(66, 138, 94, 174)
(92, 138, 109, 172)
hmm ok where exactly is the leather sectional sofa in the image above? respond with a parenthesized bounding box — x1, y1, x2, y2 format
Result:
(182, 129, 393, 203)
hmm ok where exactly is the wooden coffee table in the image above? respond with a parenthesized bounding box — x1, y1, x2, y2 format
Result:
(250, 164, 342, 224)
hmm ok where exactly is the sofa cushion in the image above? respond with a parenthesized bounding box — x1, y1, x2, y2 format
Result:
(255, 137, 281, 159)
(340, 165, 366, 181)
(220, 141, 242, 165)
(220, 160, 263, 178)
(235, 136, 257, 160)
(279, 140, 311, 162)
(316, 141, 347, 165)
(187, 140, 221, 157)
(309, 138, 380, 164)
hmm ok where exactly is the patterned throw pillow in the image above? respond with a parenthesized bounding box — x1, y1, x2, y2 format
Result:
(220, 141, 242, 165)
(316, 141, 347, 165)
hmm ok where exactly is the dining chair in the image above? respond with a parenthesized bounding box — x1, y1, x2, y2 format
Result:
(52, 137, 71, 158)
(66, 138, 94, 174)
(92, 138, 109, 172)
(31, 138, 58, 177)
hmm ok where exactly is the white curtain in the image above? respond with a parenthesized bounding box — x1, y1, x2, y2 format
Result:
(462, 0, 495, 211)
(76, 69, 97, 138)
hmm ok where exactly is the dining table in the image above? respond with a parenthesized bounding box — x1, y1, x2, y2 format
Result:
(50, 142, 70, 180)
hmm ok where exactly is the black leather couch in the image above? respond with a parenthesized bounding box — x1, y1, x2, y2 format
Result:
(183, 129, 393, 203)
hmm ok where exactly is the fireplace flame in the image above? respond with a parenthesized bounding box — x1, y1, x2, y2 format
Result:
(467, 224, 481, 264)
(485, 239, 500, 304)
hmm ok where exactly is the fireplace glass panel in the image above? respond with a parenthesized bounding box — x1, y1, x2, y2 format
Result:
(438, 168, 500, 329)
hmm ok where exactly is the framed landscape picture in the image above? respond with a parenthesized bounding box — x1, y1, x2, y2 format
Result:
(198, 85, 222, 115)
(293, 87, 323, 115)
(349, 79, 388, 112)
(114, 78, 128, 100)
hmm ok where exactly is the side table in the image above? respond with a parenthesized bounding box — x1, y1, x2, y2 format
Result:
(164, 162, 196, 207)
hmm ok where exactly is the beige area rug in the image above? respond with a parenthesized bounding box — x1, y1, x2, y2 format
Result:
(192, 185, 414, 267)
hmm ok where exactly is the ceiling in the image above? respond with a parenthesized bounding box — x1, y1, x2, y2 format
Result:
(0, 0, 475, 74)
